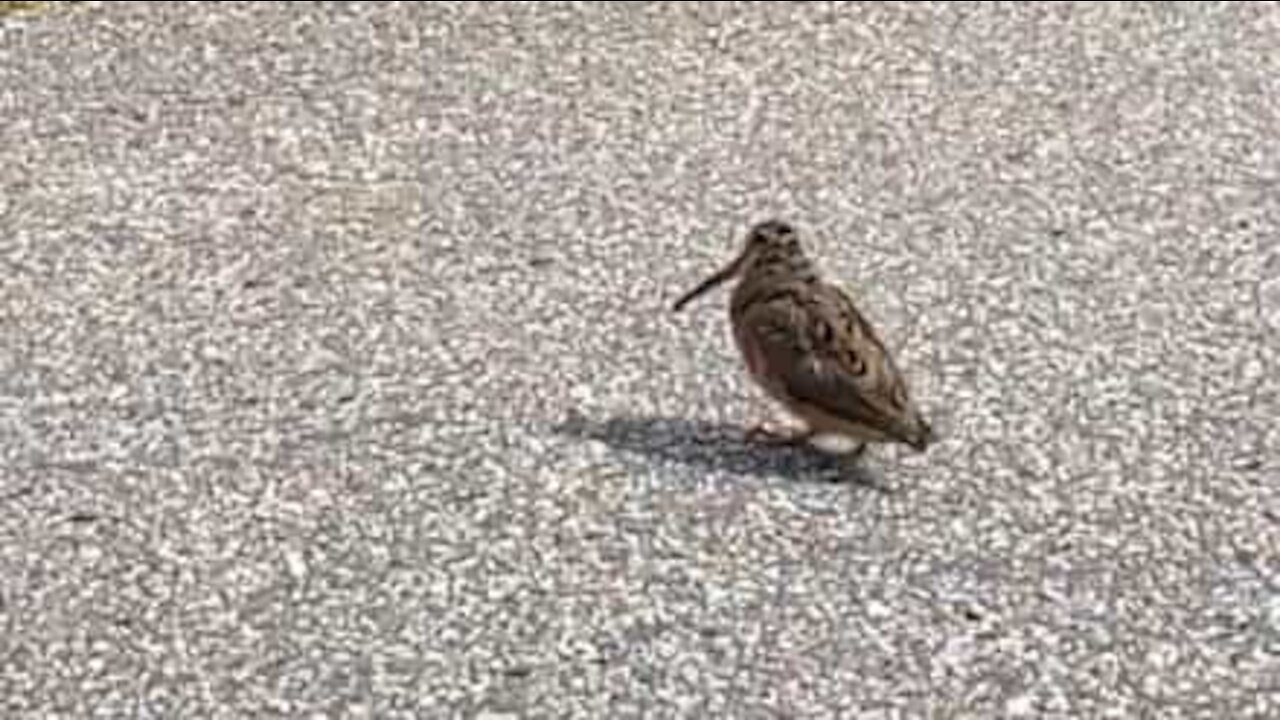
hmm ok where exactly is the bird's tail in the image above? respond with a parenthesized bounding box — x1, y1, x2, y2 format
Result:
(897, 413, 934, 452)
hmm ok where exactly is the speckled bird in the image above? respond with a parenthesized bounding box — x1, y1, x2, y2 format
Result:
(672, 219, 933, 457)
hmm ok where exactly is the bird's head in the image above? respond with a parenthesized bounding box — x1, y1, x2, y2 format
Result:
(672, 219, 806, 312)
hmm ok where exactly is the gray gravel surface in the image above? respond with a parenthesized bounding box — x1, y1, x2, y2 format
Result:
(3, 1, 1278, 717)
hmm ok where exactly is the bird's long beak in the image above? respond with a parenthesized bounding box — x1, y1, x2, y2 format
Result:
(671, 247, 750, 312)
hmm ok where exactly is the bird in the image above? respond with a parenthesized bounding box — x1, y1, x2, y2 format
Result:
(671, 218, 933, 459)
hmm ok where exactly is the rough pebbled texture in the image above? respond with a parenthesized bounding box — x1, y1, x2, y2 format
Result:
(2, 2, 1277, 717)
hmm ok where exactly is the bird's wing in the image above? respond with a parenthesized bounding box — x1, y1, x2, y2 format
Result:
(737, 282, 924, 445)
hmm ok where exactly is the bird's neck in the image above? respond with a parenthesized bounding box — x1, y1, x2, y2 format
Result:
(731, 249, 820, 310)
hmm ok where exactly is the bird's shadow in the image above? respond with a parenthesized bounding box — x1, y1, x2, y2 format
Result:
(552, 410, 888, 488)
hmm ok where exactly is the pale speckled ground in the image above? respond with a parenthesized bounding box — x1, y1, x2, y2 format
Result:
(2, 2, 1278, 717)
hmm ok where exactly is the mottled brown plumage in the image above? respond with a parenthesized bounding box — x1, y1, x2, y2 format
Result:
(673, 219, 933, 456)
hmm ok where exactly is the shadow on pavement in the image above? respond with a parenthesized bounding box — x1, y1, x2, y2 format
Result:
(552, 409, 887, 488)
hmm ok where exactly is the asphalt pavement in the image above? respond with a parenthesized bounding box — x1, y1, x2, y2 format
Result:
(2, 2, 1277, 717)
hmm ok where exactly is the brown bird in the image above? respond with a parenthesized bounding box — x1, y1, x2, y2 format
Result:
(672, 219, 933, 458)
